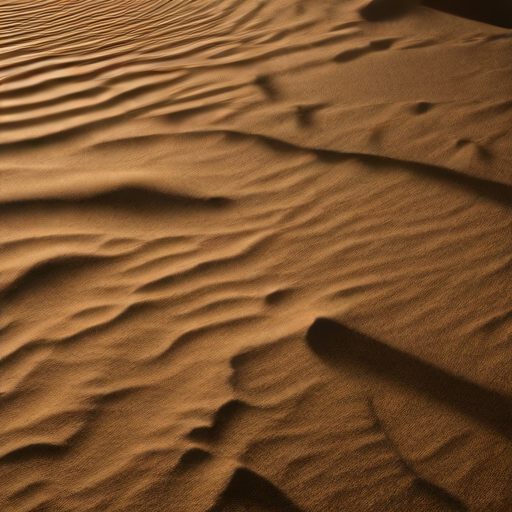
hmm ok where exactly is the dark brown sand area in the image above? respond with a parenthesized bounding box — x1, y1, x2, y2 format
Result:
(1, 0, 511, 510)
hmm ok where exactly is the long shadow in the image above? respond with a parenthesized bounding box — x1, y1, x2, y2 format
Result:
(359, 0, 512, 28)
(0, 186, 231, 213)
(359, 0, 417, 22)
(424, 0, 512, 28)
(0, 442, 68, 464)
(180, 129, 512, 207)
(306, 318, 512, 438)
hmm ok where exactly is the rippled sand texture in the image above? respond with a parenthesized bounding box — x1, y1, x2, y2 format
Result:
(1, 0, 511, 511)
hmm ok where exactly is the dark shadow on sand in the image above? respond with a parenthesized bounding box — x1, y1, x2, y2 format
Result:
(306, 318, 512, 438)
(208, 467, 304, 512)
(360, 0, 512, 28)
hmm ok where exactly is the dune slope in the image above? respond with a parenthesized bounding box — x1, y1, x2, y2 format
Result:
(1, 1, 511, 511)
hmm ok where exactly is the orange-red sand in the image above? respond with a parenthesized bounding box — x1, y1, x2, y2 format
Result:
(1, 0, 511, 510)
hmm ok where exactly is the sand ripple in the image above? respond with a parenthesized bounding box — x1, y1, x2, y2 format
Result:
(1, 0, 511, 511)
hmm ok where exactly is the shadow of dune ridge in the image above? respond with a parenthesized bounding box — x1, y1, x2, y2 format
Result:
(424, 0, 512, 28)
(207, 466, 304, 512)
(0, 442, 68, 464)
(360, 0, 418, 22)
(306, 318, 512, 438)
(359, 0, 512, 28)
(188, 399, 251, 444)
(172, 129, 512, 205)
(0, 186, 231, 212)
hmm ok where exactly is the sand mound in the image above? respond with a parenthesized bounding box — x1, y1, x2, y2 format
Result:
(1, 0, 511, 510)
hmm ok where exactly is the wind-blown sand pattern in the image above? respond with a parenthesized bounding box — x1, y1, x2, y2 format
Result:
(1, 0, 511, 510)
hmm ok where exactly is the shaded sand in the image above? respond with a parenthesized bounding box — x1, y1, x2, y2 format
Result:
(1, 0, 511, 511)
(359, 0, 512, 27)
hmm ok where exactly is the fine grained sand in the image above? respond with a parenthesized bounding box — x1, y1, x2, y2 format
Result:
(1, 0, 511, 510)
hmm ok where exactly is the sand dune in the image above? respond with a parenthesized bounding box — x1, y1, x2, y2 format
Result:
(1, 0, 511, 511)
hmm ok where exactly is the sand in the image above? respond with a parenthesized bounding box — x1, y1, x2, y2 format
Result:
(1, 0, 511, 510)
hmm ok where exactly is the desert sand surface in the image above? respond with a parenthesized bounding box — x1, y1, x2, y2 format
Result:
(1, 0, 511, 510)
